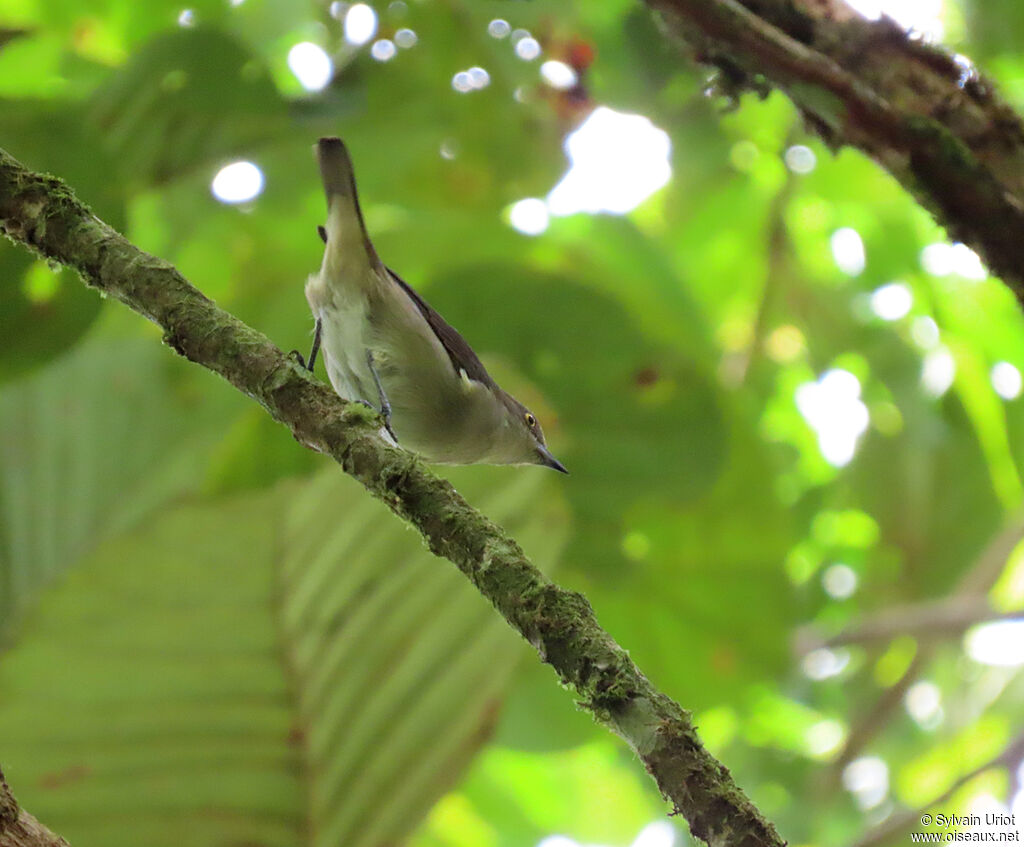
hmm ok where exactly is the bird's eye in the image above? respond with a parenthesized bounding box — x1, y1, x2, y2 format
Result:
(525, 413, 536, 428)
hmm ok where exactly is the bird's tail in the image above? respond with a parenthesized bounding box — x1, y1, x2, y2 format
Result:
(315, 136, 380, 269)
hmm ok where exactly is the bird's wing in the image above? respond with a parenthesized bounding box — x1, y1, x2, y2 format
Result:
(385, 267, 497, 390)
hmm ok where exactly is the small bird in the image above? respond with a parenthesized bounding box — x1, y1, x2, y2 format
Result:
(301, 137, 567, 472)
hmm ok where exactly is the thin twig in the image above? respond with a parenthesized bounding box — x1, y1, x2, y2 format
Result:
(851, 732, 1024, 847)
(794, 599, 1019, 653)
(829, 513, 1024, 774)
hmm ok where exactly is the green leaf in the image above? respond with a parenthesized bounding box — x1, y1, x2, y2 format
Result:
(1, 465, 570, 847)
(0, 336, 222, 637)
(0, 99, 125, 381)
(203, 406, 320, 495)
(281, 465, 570, 847)
(492, 656, 601, 752)
(0, 255, 102, 383)
(88, 27, 288, 187)
(0, 489, 306, 847)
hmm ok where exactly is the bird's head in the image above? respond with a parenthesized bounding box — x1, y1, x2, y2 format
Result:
(494, 392, 567, 473)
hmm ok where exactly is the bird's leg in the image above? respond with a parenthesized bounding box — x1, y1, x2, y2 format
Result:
(290, 317, 322, 371)
(365, 349, 397, 442)
(305, 316, 322, 373)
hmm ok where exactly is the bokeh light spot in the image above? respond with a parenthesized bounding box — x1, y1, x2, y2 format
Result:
(784, 144, 816, 174)
(965, 620, 1024, 666)
(345, 3, 378, 45)
(905, 681, 943, 728)
(394, 28, 417, 48)
(22, 261, 61, 304)
(211, 161, 264, 204)
(547, 107, 671, 216)
(830, 228, 866, 276)
(509, 199, 550, 236)
(288, 42, 332, 91)
(844, 0, 944, 40)
(370, 39, 396, 61)
(515, 36, 541, 61)
(488, 18, 511, 38)
(922, 347, 955, 397)
(805, 720, 845, 757)
(992, 362, 1023, 400)
(621, 532, 651, 561)
(440, 139, 458, 160)
(921, 241, 987, 280)
(468, 66, 490, 88)
(540, 60, 578, 90)
(870, 282, 912, 320)
(822, 563, 858, 599)
(843, 756, 889, 810)
(631, 821, 675, 847)
(803, 647, 850, 680)
(795, 369, 869, 466)
(766, 324, 806, 363)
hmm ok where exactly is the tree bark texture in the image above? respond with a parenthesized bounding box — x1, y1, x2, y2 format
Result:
(647, 0, 1024, 304)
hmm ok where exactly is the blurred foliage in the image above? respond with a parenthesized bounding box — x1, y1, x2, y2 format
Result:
(0, 0, 1023, 846)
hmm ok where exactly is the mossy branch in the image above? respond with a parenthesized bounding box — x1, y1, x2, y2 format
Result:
(647, 0, 1024, 304)
(0, 148, 784, 845)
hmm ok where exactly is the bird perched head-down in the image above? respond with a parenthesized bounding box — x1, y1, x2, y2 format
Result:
(302, 136, 567, 473)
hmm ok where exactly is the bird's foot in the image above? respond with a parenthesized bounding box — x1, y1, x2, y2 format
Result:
(353, 399, 398, 444)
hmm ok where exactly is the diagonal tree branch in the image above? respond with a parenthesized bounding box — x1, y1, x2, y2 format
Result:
(0, 148, 785, 846)
(646, 0, 1024, 306)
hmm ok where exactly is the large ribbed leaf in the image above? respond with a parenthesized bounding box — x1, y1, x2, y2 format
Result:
(0, 490, 306, 847)
(281, 466, 569, 847)
(0, 336, 226, 638)
(0, 462, 568, 847)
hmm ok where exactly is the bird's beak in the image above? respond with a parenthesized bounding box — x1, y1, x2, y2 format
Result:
(537, 445, 568, 474)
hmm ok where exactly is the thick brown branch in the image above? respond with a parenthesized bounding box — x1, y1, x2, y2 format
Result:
(646, 0, 1024, 305)
(0, 148, 785, 846)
